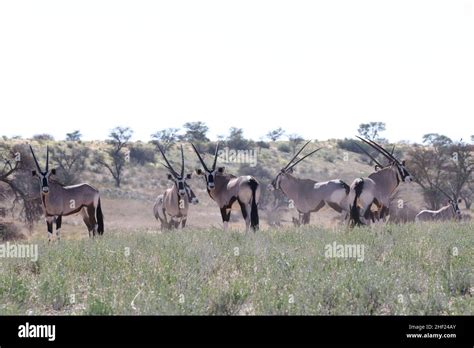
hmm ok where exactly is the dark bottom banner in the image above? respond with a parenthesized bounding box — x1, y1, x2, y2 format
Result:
(0, 315, 472, 346)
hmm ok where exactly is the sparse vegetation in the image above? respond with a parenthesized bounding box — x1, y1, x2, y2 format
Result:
(0, 223, 471, 315)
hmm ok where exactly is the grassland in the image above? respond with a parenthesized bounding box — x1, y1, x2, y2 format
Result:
(0, 222, 472, 315)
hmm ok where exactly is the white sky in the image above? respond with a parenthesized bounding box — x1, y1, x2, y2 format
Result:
(0, 0, 473, 143)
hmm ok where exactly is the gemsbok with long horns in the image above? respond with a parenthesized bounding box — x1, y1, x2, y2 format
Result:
(268, 141, 351, 225)
(348, 137, 413, 226)
(30, 145, 104, 241)
(191, 142, 260, 232)
(415, 186, 462, 222)
(153, 144, 199, 230)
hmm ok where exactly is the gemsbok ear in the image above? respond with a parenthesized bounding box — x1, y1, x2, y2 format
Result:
(31, 170, 37, 177)
(51, 168, 56, 175)
(185, 173, 192, 179)
(217, 166, 225, 173)
(167, 173, 173, 180)
(287, 167, 294, 174)
(458, 198, 462, 203)
(195, 169, 203, 175)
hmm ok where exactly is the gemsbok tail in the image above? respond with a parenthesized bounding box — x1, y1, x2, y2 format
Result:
(339, 180, 350, 195)
(97, 198, 104, 235)
(350, 178, 365, 227)
(249, 178, 259, 231)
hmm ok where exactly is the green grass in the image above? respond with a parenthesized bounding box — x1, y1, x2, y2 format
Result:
(0, 222, 472, 315)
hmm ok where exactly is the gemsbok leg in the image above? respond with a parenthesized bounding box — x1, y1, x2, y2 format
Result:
(46, 216, 54, 243)
(56, 215, 62, 241)
(238, 201, 251, 232)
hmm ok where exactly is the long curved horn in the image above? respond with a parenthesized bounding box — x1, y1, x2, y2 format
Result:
(190, 143, 210, 172)
(180, 144, 185, 178)
(352, 141, 384, 168)
(156, 142, 179, 178)
(368, 138, 401, 164)
(283, 140, 311, 170)
(46, 146, 49, 172)
(29, 145, 42, 173)
(212, 142, 219, 171)
(286, 148, 322, 171)
(356, 136, 400, 164)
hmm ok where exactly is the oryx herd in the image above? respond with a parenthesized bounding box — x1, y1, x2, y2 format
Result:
(27, 137, 465, 240)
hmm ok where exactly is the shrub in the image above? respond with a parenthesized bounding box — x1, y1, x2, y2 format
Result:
(277, 143, 291, 153)
(130, 145, 156, 166)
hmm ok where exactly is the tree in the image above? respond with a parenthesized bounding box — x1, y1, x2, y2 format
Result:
(150, 128, 179, 152)
(357, 122, 386, 141)
(408, 147, 448, 210)
(460, 183, 473, 210)
(266, 128, 285, 141)
(66, 130, 82, 142)
(288, 134, 304, 154)
(182, 122, 209, 142)
(95, 127, 133, 187)
(50, 143, 89, 185)
(0, 143, 43, 230)
(446, 139, 473, 204)
(422, 133, 453, 148)
(226, 127, 251, 150)
(408, 134, 473, 210)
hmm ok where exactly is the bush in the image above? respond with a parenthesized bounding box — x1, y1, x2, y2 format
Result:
(0, 222, 24, 241)
(277, 143, 291, 153)
(256, 141, 270, 149)
(130, 145, 156, 166)
(32, 134, 55, 142)
(337, 138, 365, 154)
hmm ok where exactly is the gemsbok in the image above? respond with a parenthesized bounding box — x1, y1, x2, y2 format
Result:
(268, 141, 351, 225)
(153, 144, 198, 230)
(30, 145, 104, 241)
(191, 142, 260, 232)
(348, 137, 413, 226)
(415, 186, 462, 222)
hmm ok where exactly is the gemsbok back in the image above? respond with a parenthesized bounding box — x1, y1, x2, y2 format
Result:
(415, 186, 462, 222)
(153, 144, 198, 230)
(30, 145, 104, 241)
(268, 141, 351, 225)
(191, 142, 260, 232)
(348, 137, 413, 226)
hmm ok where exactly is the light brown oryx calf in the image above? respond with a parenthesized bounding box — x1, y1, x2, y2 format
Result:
(348, 137, 413, 226)
(268, 141, 350, 225)
(191, 143, 260, 232)
(30, 145, 104, 241)
(416, 186, 462, 222)
(153, 144, 198, 230)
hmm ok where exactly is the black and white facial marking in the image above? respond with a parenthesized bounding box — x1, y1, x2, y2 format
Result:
(32, 168, 56, 194)
(395, 160, 412, 182)
(449, 198, 462, 217)
(30, 145, 56, 194)
(184, 183, 199, 204)
(355, 137, 413, 183)
(196, 167, 225, 191)
(168, 173, 194, 198)
(269, 168, 293, 191)
(191, 142, 222, 191)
